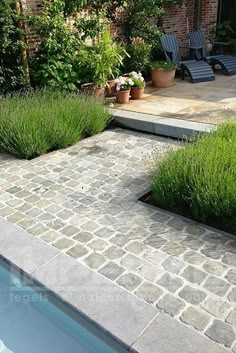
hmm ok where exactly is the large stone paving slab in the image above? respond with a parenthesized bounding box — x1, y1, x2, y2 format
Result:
(132, 313, 229, 353)
(116, 73, 236, 124)
(0, 128, 235, 351)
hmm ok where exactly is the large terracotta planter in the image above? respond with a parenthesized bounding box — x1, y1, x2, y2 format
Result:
(105, 80, 116, 97)
(151, 68, 176, 88)
(81, 83, 105, 96)
(130, 87, 144, 100)
(116, 90, 130, 104)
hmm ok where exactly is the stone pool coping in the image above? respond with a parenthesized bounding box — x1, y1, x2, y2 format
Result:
(0, 217, 229, 353)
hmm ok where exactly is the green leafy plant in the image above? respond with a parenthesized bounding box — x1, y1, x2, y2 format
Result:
(211, 21, 236, 43)
(81, 30, 126, 88)
(151, 61, 176, 71)
(151, 123, 236, 233)
(30, 0, 83, 90)
(72, 0, 126, 41)
(0, 0, 26, 93)
(124, 39, 151, 75)
(0, 90, 110, 159)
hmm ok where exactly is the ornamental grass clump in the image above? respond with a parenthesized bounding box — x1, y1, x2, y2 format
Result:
(0, 90, 110, 159)
(151, 123, 236, 233)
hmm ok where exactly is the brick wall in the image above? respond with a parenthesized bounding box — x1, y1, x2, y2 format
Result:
(199, 0, 218, 38)
(23, 0, 42, 56)
(162, 0, 218, 47)
(24, 0, 218, 56)
(162, 0, 195, 48)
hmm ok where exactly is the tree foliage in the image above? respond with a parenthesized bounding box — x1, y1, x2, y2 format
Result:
(0, 0, 26, 93)
(125, 0, 183, 50)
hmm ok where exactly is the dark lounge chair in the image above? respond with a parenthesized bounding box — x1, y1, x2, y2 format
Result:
(160, 34, 215, 83)
(188, 31, 236, 76)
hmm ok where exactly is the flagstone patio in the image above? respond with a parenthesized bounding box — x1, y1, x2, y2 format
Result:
(116, 72, 236, 124)
(0, 128, 235, 352)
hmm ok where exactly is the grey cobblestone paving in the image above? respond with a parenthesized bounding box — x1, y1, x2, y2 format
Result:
(0, 128, 235, 351)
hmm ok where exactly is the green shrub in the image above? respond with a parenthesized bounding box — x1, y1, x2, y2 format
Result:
(124, 41, 151, 76)
(151, 61, 176, 71)
(151, 124, 236, 230)
(0, 91, 110, 159)
(0, 0, 26, 93)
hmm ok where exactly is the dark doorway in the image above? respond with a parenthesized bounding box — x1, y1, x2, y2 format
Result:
(218, 0, 236, 27)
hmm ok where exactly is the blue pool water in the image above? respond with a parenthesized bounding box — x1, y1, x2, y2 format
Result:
(0, 258, 127, 353)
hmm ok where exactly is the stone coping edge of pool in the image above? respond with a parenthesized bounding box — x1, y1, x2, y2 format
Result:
(0, 217, 229, 353)
(111, 109, 216, 139)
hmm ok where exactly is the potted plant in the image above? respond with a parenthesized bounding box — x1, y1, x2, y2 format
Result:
(129, 71, 145, 100)
(81, 31, 127, 97)
(151, 61, 176, 88)
(80, 46, 107, 96)
(115, 76, 134, 104)
(102, 32, 128, 97)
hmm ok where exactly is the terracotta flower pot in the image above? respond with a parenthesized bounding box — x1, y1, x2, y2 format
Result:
(151, 68, 176, 88)
(116, 90, 130, 104)
(81, 83, 105, 96)
(105, 80, 116, 97)
(131, 87, 144, 100)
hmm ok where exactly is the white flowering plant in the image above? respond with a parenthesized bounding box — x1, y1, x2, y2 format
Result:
(129, 71, 145, 88)
(115, 76, 134, 91)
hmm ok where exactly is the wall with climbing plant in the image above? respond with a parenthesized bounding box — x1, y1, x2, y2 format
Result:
(0, 0, 27, 93)
(0, 0, 218, 93)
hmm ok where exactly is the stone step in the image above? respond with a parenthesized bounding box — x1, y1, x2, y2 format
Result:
(111, 109, 215, 139)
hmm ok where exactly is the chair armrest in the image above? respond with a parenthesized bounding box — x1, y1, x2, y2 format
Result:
(189, 45, 204, 50)
(213, 41, 230, 46)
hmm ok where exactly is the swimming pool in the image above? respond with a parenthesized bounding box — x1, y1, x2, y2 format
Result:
(0, 258, 129, 353)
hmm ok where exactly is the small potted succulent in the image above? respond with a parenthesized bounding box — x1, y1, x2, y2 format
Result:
(129, 71, 145, 100)
(151, 61, 176, 88)
(115, 76, 134, 104)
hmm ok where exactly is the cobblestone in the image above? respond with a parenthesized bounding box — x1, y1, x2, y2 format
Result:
(125, 241, 146, 255)
(67, 244, 88, 258)
(226, 270, 236, 285)
(135, 281, 162, 304)
(120, 254, 144, 271)
(53, 237, 74, 250)
(84, 253, 106, 269)
(157, 293, 185, 316)
(222, 254, 236, 267)
(0, 129, 235, 352)
(226, 310, 236, 326)
(203, 260, 227, 276)
(204, 276, 230, 297)
(161, 257, 185, 274)
(99, 262, 125, 280)
(103, 246, 125, 259)
(157, 273, 183, 293)
(117, 273, 142, 291)
(202, 297, 231, 318)
(179, 286, 207, 305)
(183, 251, 205, 265)
(182, 266, 207, 285)
(181, 306, 210, 331)
(206, 320, 235, 348)
(228, 288, 236, 302)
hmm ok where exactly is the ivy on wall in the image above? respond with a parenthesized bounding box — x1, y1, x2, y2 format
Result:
(0, 0, 26, 93)
(0, 0, 184, 93)
(125, 0, 184, 48)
